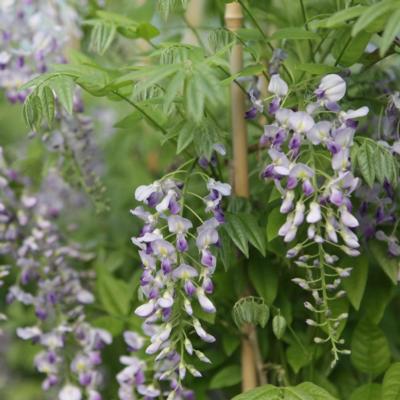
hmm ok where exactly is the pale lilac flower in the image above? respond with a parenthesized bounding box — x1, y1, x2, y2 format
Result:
(306, 202, 322, 224)
(289, 112, 315, 133)
(275, 108, 293, 127)
(196, 288, 216, 313)
(124, 332, 145, 352)
(207, 179, 232, 196)
(280, 190, 295, 213)
(59, 385, 82, 400)
(315, 74, 346, 104)
(339, 206, 359, 228)
(293, 202, 305, 226)
(307, 121, 332, 145)
(268, 74, 288, 97)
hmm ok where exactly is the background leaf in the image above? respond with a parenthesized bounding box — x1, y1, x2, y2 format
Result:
(351, 319, 391, 376)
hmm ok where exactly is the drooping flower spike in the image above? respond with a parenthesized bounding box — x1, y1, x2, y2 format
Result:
(126, 173, 230, 398)
(0, 147, 110, 399)
(262, 74, 368, 364)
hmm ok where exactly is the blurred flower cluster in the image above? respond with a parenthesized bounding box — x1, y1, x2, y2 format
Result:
(0, 147, 110, 400)
(0, 0, 81, 102)
(356, 91, 400, 257)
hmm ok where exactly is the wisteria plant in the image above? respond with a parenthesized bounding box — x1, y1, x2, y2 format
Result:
(1, 0, 400, 399)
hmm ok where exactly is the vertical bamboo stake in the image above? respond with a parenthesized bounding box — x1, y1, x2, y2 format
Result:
(225, 2, 249, 198)
(225, 2, 257, 391)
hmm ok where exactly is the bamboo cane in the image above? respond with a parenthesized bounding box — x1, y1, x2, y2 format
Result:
(183, 0, 206, 45)
(225, 2, 257, 391)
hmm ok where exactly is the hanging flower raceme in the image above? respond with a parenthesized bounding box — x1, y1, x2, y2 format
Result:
(0, 1, 108, 212)
(261, 74, 368, 363)
(127, 173, 230, 398)
(0, 147, 110, 399)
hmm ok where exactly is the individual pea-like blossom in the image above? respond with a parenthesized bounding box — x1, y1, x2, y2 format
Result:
(0, 147, 110, 399)
(125, 173, 230, 398)
(268, 73, 288, 114)
(261, 74, 369, 363)
(245, 77, 264, 120)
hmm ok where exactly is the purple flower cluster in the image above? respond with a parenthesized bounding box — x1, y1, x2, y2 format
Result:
(124, 175, 230, 398)
(0, 0, 81, 102)
(1, 1, 108, 212)
(0, 147, 110, 399)
(261, 74, 369, 360)
(355, 92, 400, 257)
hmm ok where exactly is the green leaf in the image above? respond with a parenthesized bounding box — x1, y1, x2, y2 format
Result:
(114, 112, 143, 128)
(222, 334, 240, 356)
(272, 315, 287, 339)
(287, 341, 312, 374)
(218, 228, 234, 271)
(92, 316, 124, 336)
(222, 63, 266, 84)
(209, 365, 241, 389)
(284, 386, 314, 400)
(136, 22, 160, 40)
(238, 213, 266, 256)
(266, 207, 285, 242)
(324, 5, 368, 28)
(351, 319, 391, 376)
(163, 71, 184, 112)
(40, 86, 55, 126)
(352, 0, 399, 37)
(370, 241, 399, 285)
(32, 95, 43, 130)
(350, 384, 382, 400)
(357, 142, 375, 187)
(158, 0, 188, 19)
(295, 63, 341, 75)
(361, 278, 393, 324)
(176, 123, 194, 154)
(115, 64, 180, 89)
(340, 31, 372, 66)
(382, 363, 400, 400)
(185, 74, 204, 123)
(224, 214, 249, 258)
(342, 254, 369, 310)
(95, 10, 136, 26)
(249, 263, 278, 306)
(49, 76, 75, 114)
(295, 383, 338, 400)
(374, 146, 387, 184)
(232, 384, 280, 400)
(380, 9, 400, 56)
(270, 28, 320, 41)
(89, 21, 117, 55)
(96, 270, 133, 316)
(235, 28, 264, 41)
(23, 97, 35, 130)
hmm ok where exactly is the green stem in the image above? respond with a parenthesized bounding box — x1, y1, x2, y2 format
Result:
(335, 36, 352, 66)
(112, 90, 168, 135)
(237, 0, 294, 82)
